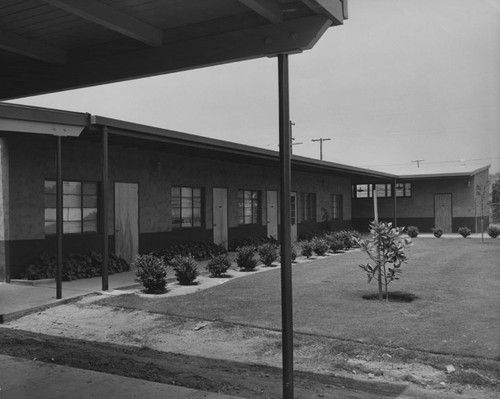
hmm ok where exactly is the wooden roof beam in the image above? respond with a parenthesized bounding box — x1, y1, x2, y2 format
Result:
(0, 29, 67, 65)
(237, 0, 283, 23)
(43, 0, 163, 47)
(300, 0, 346, 25)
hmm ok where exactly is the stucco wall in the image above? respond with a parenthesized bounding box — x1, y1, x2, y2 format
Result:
(4, 133, 353, 277)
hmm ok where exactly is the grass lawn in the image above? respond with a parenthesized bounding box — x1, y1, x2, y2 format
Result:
(99, 238, 500, 360)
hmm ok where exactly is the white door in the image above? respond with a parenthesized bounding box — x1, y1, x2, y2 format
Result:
(213, 188, 228, 249)
(114, 183, 139, 265)
(267, 190, 278, 240)
(291, 192, 298, 242)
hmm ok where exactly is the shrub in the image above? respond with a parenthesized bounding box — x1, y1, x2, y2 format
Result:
(206, 255, 232, 277)
(432, 227, 443, 238)
(258, 243, 279, 267)
(291, 246, 297, 262)
(458, 226, 471, 238)
(229, 236, 278, 252)
(151, 241, 227, 263)
(325, 233, 345, 253)
(171, 255, 199, 285)
(22, 251, 130, 281)
(300, 241, 314, 259)
(338, 230, 355, 249)
(312, 237, 330, 256)
(134, 254, 168, 294)
(406, 226, 419, 238)
(236, 246, 258, 271)
(487, 225, 500, 238)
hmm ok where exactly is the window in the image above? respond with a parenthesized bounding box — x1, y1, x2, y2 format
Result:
(171, 186, 203, 228)
(238, 190, 261, 225)
(353, 183, 393, 198)
(301, 193, 316, 222)
(395, 182, 412, 197)
(331, 194, 343, 220)
(290, 195, 296, 226)
(353, 184, 372, 198)
(44, 180, 99, 235)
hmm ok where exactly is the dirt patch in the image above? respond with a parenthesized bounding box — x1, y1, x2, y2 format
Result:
(362, 291, 419, 303)
(1, 294, 498, 399)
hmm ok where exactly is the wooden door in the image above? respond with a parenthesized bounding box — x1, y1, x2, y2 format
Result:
(213, 188, 228, 249)
(434, 194, 452, 233)
(114, 183, 139, 264)
(266, 190, 278, 240)
(291, 192, 298, 242)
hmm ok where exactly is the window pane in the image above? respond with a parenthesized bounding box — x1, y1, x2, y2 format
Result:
(45, 180, 56, 194)
(45, 193, 56, 208)
(376, 184, 386, 197)
(405, 184, 412, 196)
(83, 221, 97, 232)
(83, 208, 97, 221)
(63, 181, 81, 195)
(356, 184, 368, 198)
(83, 195, 97, 207)
(396, 184, 404, 197)
(45, 208, 56, 222)
(182, 207, 193, 219)
(181, 196, 193, 208)
(82, 182, 97, 195)
(171, 186, 181, 199)
(64, 194, 81, 207)
(181, 187, 192, 198)
(45, 221, 56, 235)
(252, 212, 258, 224)
(64, 221, 81, 234)
(193, 217, 201, 227)
(67, 208, 82, 221)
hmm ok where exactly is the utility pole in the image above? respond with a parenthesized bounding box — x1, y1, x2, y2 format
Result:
(289, 121, 303, 153)
(412, 159, 424, 168)
(311, 138, 331, 160)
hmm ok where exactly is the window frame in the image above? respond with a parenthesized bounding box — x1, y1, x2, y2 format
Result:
(238, 189, 261, 225)
(44, 179, 100, 235)
(395, 182, 412, 198)
(331, 194, 343, 220)
(352, 183, 404, 199)
(300, 192, 317, 222)
(171, 186, 205, 229)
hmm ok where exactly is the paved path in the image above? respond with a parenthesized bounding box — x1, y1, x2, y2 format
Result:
(0, 354, 241, 399)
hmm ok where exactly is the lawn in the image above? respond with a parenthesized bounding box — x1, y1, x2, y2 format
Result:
(99, 238, 500, 360)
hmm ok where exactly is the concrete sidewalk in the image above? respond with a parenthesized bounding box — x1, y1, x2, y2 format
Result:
(0, 354, 241, 399)
(0, 270, 141, 323)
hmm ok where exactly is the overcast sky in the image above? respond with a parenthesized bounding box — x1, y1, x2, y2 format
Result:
(9, 0, 500, 174)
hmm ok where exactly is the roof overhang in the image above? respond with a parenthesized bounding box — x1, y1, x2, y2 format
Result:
(0, 0, 347, 100)
(396, 165, 491, 180)
(0, 102, 88, 136)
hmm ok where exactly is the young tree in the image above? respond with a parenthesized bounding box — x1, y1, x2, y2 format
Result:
(357, 221, 412, 302)
(491, 177, 500, 224)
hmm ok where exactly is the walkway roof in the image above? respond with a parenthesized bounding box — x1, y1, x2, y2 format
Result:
(0, 0, 347, 100)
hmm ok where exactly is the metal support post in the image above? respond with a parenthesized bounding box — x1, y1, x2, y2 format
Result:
(101, 126, 109, 291)
(278, 53, 294, 399)
(56, 136, 63, 299)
